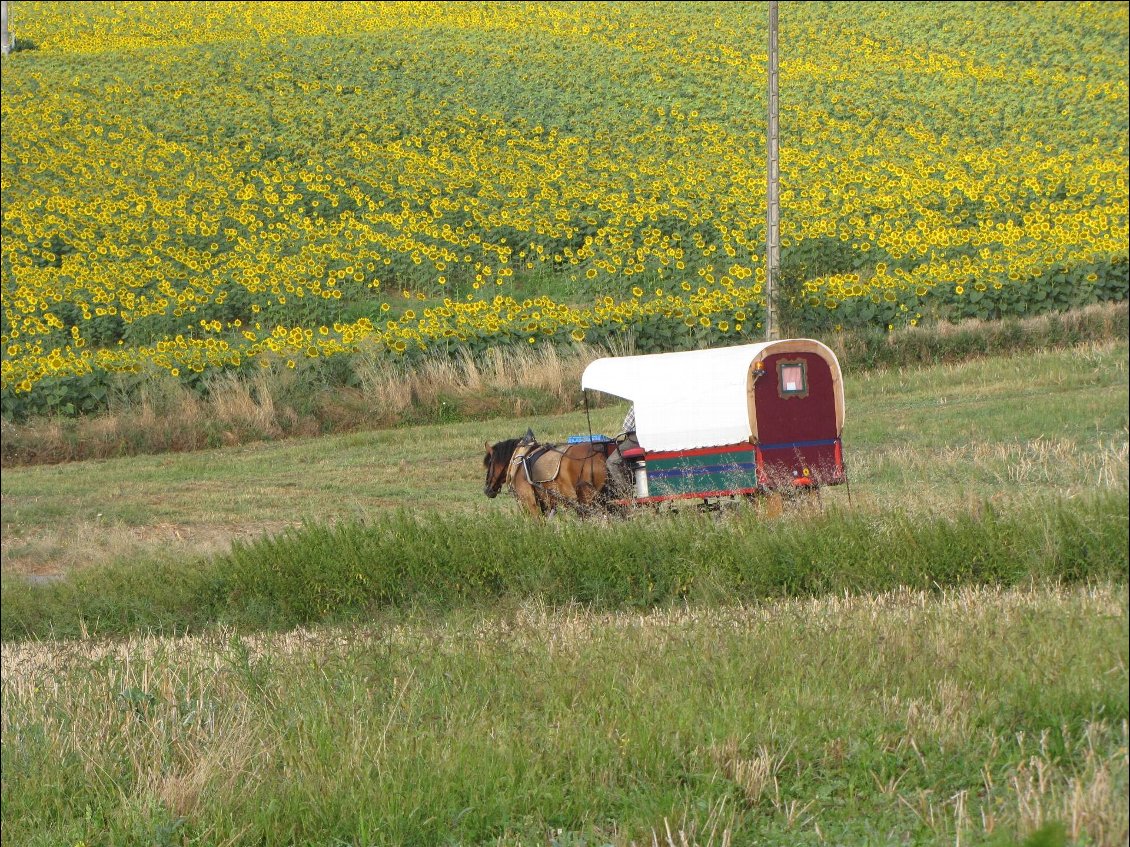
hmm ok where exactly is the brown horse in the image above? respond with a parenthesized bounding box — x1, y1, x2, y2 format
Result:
(483, 431, 611, 517)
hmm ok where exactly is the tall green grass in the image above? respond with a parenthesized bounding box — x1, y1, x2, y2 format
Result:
(3, 492, 1125, 642)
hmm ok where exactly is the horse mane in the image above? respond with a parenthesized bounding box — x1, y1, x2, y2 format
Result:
(485, 437, 525, 467)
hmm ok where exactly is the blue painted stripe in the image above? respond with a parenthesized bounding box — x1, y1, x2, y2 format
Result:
(649, 463, 759, 479)
(758, 438, 838, 451)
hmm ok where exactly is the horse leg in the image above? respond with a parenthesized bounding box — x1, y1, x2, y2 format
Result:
(549, 477, 580, 511)
(511, 477, 543, 517)
(529, 479, 560, 518)
(570, 481, 596, 518)
(573, 457, 608, 517)
(540, 484, 564, 517)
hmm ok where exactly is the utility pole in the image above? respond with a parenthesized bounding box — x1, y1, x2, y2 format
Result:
(2, 1, 11, 56)
(765, 0, 780, 340)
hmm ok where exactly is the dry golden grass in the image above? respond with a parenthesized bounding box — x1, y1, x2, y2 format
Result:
(352, 341, 599, 417)
(1, 342, 612, 466)
(5, 301, 1123, 469)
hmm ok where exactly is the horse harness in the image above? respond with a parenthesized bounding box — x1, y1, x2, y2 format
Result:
(512, 443, 563, 487)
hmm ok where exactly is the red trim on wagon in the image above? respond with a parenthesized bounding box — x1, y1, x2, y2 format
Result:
(646, 443, 752, 461)
(753, 444, 768, 486)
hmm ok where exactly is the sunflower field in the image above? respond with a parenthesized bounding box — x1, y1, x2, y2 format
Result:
(2, 1, 1127, 418)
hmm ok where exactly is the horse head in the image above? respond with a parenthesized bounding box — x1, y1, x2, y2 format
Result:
(483, 437, 522, 498)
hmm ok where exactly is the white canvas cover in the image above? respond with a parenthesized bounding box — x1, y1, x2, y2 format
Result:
(581, 339, 843, 452)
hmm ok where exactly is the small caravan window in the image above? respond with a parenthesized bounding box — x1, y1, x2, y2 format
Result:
(778, 360, 808, 398)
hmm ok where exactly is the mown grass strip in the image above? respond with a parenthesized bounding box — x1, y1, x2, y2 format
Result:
(3, 492, 1126, 642)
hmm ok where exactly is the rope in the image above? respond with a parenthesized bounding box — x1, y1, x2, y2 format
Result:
(583, 390, 597, 490)
(584, 389, 594, 444)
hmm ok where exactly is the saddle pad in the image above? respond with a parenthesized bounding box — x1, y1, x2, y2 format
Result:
(522, 444, 564, 484)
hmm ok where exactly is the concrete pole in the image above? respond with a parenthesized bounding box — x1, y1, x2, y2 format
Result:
(765, 0, 780, 340)
(2, 1, 11, 56)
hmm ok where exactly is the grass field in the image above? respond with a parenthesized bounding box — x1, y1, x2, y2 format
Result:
(2, 338, 1126, 577)
(2, 341, 1128, 845)
(2, 585, 1126, 846)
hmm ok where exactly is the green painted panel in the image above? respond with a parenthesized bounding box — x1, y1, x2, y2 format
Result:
(645, 450, 759, 496)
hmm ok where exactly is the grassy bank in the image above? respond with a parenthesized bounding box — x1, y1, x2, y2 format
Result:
(2, 302, 1125, 467)
(3, 583, 1126, 846)
(2, 491, 1126, 642)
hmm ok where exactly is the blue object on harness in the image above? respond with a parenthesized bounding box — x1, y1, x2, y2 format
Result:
(567, 434, 611, 443)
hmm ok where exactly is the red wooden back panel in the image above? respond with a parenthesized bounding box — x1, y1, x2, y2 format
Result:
(754, 351, 842, 485)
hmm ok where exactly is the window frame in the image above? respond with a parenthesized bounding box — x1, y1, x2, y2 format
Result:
(777, 358, 809, 398)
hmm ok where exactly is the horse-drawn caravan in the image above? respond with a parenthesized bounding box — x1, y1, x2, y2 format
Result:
(484, 338, 846, 516)
(581, 338, 847, 507)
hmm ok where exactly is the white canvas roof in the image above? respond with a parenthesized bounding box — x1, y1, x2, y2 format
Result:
(582, 339, 843, 452)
